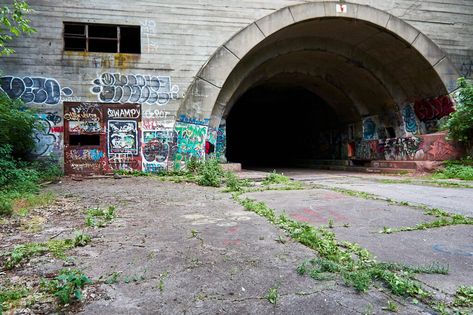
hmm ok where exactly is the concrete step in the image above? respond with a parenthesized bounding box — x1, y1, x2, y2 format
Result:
(371, 160, 418, 170)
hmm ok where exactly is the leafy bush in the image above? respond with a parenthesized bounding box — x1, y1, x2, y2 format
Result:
(40, 269, 92, 304)
(0, 92, 37, 158)
(433, 160, 473, 180)
(196, 158, 223, 187)
(443, 78, 473, 148)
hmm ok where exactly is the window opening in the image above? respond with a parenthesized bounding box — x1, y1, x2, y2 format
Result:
(69, 134, 101, 146)
(64, 22, 140, 54)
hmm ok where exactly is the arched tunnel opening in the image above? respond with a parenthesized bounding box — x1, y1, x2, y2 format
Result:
(227, 84, 339, 168)
(218, 17, 452, 169)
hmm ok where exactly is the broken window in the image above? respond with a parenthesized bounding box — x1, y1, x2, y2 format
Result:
(64, 22, 141, 54)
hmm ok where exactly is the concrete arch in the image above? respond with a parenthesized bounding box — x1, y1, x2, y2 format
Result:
(178, 1, 460, 128)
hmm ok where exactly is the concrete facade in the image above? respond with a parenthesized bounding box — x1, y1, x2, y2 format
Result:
(0, 0, 472, 173)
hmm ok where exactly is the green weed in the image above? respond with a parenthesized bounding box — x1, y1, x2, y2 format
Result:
(0, 285, 29, 313)
(158, 272, 169, 293)
(224, 171, 251, 192)
(3, 233, 91, 269)
(262, 171, 290, 185)
(105, 272, 121, 285)
(196, 158, 224, 187)
(453, 286, 473, 307)
(266, 286, 279, 305)
(40, 269, 92, 304)
(85, 206, 116, 228)
(382, 300, 398, 312)
(234, 194, 451, 310)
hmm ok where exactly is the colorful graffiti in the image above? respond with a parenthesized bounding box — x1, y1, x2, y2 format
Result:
(91, 73, 179, 106)
(178, 115, 209, 126)
(142, 130, 178, 172)
(384, 137, 422, 161)
(216, 123, 227, 161)
(174, 123, 208, 162)
(402, 104, 418, 134)
(414, 95, 454, 121)
(64, 103, 102, 134)
(108, 121, 139, 155)
(66, 149, 106, 173)
(0, 76, 73, 105)
(355, 140, 380, 160)
(108, 152, 140, 171)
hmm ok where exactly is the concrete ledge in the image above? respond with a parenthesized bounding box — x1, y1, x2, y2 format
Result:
(221, 163, 242, 172)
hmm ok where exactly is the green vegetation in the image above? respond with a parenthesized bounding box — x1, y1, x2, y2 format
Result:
(224, 171, 251, 192)
(158, 272, 169, 293)
(196, 158, 224, 187)
(3, 233, 91, 269)
(382, 300, 398, 312)
(432, 160, 473, 181)
(378, 177, 473, 188)
(40, 269, 92, 305)
(453, 286, 473, 308)
(380, 207, 473, 234)
(0, 0, 36, 56)
(262, 171, 291, 185)
(85, 206, 116, 228)
(266, 286, 279, 305)
(233, 193, 452, 310)
(442, 78, 473, 149)
(0, 285, 29, 313)
(0, 101, 62, 216)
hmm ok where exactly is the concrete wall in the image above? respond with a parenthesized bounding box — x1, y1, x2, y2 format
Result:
(0, 0, 472, 171)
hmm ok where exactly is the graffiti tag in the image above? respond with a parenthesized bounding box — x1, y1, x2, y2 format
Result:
(0, 76, 73, 105)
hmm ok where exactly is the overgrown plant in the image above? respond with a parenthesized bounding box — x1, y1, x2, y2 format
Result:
(3, 232, 91, 269)
(234, 194, 451, 310)
(443, 78, 473, 150)
(196, 158, 223, 187)
(432, 159, 473, 180)
(85, 206, 116, 228)
(262, 171, 291, 185)
(40, 269, 92, 304)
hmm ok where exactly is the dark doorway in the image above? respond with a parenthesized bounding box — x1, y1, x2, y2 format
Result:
(226, 85, 339, 168)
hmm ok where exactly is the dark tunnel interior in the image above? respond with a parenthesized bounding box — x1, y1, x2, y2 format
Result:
(226, 85, 340, 168)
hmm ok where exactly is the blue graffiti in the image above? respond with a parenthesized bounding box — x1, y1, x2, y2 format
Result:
(0, 76, 73, 105)
(363, 117, 377, 140)
(90, 149, 104, 161)
(402, 104, 418, 133)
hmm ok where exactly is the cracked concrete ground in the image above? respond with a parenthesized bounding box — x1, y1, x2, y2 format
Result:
(37, 176, 439, 314)
(3, 170, 471, 314)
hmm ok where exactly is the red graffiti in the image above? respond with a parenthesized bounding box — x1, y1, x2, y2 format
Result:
(290, 213, 313, 224)
(414, 95, 454, 121)
(50, 126, 64, 133)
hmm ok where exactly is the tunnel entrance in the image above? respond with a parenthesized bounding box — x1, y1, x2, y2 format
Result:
(178, 3, 461, 169)
(227, 83, 340, 168)
(214, 16, 455, 168)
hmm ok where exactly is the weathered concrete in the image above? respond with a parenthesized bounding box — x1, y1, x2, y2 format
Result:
(43, 178, 432, 314)
(243, 185, 473, 295)
(0, 0, 471, 172)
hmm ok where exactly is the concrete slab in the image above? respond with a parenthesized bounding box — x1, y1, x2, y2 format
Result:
(244, 188, 473, 295)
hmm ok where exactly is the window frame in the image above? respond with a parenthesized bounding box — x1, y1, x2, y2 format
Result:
(63, 22, 140, 54)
